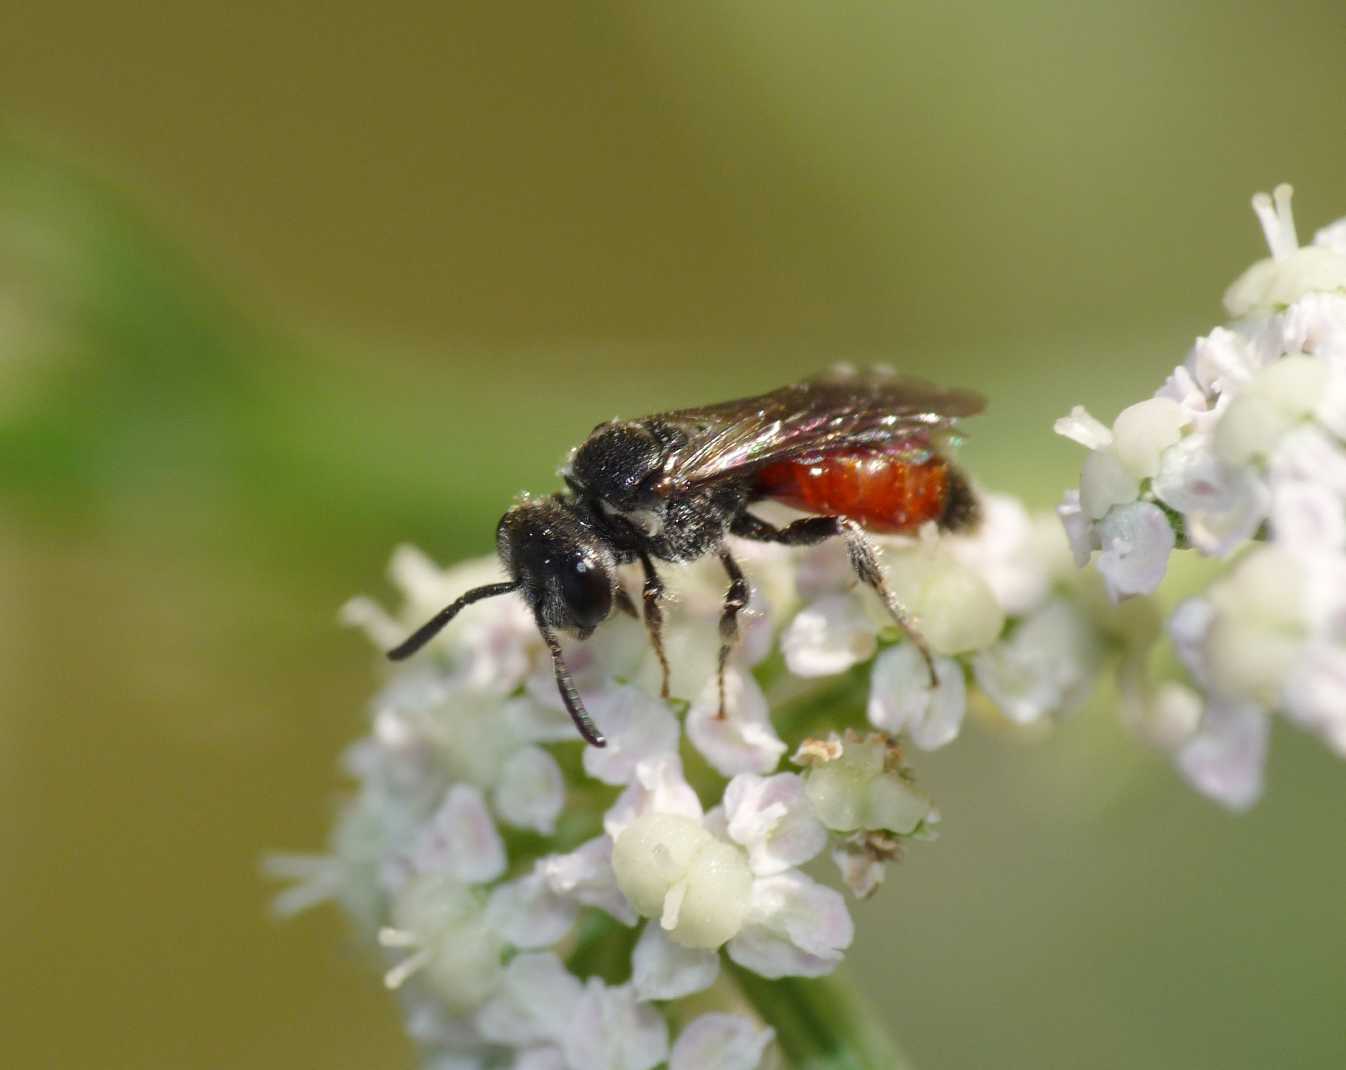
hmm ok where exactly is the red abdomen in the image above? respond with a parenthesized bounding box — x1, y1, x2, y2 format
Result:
(754, 444, 954, 534)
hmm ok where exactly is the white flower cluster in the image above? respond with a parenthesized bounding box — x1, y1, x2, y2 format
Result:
(269, 481, 1126, 1065)
(1057, 185, 1346, 809)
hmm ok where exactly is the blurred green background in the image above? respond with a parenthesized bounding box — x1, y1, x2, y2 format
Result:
(3, 3, 1345, 1067)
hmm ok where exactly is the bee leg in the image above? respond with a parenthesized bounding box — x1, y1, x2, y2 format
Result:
(615, 585, 639, 618)
(536, 618, 606, 747)
(730, 512, 936, 684)
(716, 546, 750, 718)
(638, 552, 672, 698)
(731, 512, 838, 545)
(836, 518, 936, 684)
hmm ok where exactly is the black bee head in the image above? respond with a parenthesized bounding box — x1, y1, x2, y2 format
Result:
(497, 497, 617, 636)
(566, 421, 665, 510)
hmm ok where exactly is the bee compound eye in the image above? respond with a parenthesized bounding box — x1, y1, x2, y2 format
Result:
(559, 557, 612, 631)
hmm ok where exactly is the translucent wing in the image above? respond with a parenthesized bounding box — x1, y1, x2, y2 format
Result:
(647, 365, 984, 495)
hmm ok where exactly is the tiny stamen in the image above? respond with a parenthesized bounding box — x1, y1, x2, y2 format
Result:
(261, 853, 341, 919)
(377, 926, 421, 949)
(1252, 183, 1298, 261)
(660, 878, 688, 931)
(383, 946, 433, 990)
(1273, 183, 1298, 251)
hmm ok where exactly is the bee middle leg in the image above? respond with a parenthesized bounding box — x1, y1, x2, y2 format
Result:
(729, 511, 935, 681)
(715, 546, 750, 717)
(637, 551, 672, 698)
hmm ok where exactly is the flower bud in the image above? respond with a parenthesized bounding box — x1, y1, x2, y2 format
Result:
(884, 545, 1004, 655)
(386, 874, 503, 1011)
(801, 735, 931, 835)
(1111, 398, 1187, 479)
(1224, 247, 1346, 318)
(1079, 449, 1141, 520)
(1214, 395, 1294, 465)
(1253, 354, 1329, 417)
(611, 814, 753, 950)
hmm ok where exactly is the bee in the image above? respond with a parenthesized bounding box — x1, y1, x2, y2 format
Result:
(388, 366, 984, 747)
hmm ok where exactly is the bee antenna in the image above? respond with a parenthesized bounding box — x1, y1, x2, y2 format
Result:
(536, 620, 607, 747)
(385, 581, 519, 661)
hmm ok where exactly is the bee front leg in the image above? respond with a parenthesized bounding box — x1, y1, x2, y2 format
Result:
(536, 618, 606, 747)
(637, 551, 672, 698)
(730, 511, 936, 684)
(614, 585, 639, 618)
(716, 546, 750, 718)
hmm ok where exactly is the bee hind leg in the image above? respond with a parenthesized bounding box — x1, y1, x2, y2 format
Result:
(729, 511, 936, 685)
(715, 546, 750, 718)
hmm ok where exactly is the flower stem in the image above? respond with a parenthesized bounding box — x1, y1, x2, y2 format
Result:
(728, 961, 914, 1070)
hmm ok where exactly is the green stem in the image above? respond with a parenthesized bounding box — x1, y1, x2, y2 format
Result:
(769, 665, 873, 742)
(729, 962, 914, 1070)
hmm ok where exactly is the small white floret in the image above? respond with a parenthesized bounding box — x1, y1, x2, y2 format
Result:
(722, 772, 829, 876)
(1213, 394, 1295, 466)
(604, 753, 704, 841)
(883, 545, 1005, 655)
(631, 922, 720, 1001)
(946, 492, 1050, 616)
(1224, 186, 1346, 316)
(1254, 354, 1329, 417)
(972, 598, 1103, 723)
(475, 952, 582, 1049)
(384, 874, 503, 1010)
(493, 746, 566, 835)
(1270, 480, 1346, 554)
(1281, 292, 1346, 365)
(868, 645, 967, 750)
(485, 872, 578, 950)
(1111, 398, 1189, 479)
(1175, 700, 1270, 812)
(1056, 490, 1096, 568)
(561, 980, 669, 1070)
(1203, 547, 1305, 704)
(1190, 327, 1261, 392)
(409, 785, 507, 885)
(338, 595, 405, 649)
(781, 593, 879, 676)
(686, 667, 788, 776)
(1095, 501, 1176, 600)
(1282, 643, 1346, 757)
(726, 872, 853, 979)
(1168, 596, 1215, 685)
(539, 836, 638, 926)
(1152, 435, 1268, 558)
(513, 1049, 567, 1070)
(1314, 217, 1346, 254)
(669, 1014, 775, 1070)
(1053, 404, 1114, 450)
(1270, 425, 1346, 498)
(1079, 449, 1141, 520)
(582, 684, 681, 786)
(1141, 681, 1205, 751)
(1156, 364, 1214, 427)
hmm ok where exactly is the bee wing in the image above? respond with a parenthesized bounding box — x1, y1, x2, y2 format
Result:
(649, 365, 984, 494)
